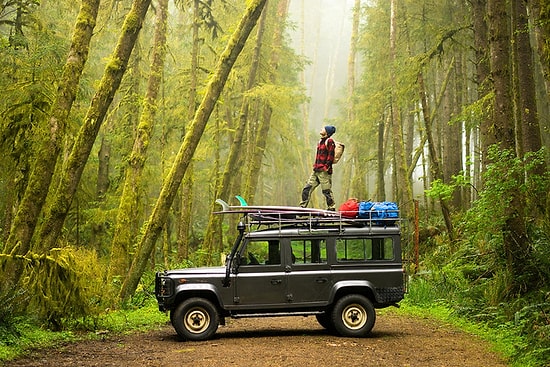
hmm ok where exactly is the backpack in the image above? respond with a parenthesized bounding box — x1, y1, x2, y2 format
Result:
(338, 198, 359, 218)
(332, 140, 345, 164)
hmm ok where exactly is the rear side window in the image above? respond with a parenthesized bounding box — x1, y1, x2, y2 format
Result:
(290, 239, 327, 264)
(336, 237, 394, 262)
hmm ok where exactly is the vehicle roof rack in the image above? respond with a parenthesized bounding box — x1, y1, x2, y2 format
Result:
(214, 199, 400, 232)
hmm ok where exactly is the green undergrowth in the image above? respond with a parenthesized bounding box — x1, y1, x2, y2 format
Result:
(0, 300, 169, 363)
(389, 302, 520, 366)
(393, 276, 548, 367)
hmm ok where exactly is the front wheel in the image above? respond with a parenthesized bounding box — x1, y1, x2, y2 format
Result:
(172, 297, 219, 341)
(316, 312, 334, 331)
(331, 294, 376, 337)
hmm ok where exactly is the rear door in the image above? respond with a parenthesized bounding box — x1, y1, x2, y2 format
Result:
(286, 237, 332, 305)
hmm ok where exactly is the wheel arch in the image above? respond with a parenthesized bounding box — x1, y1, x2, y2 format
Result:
(172, 284, 226, 317)
(329, 281, 377, 306)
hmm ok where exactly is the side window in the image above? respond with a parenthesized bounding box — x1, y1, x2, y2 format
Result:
(241, 240, 281, 265)
(290, 239, 327, 264)
(336, 237, 394, 262)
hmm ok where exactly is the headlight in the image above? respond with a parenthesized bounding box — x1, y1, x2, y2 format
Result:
(156, 275, 173, 297)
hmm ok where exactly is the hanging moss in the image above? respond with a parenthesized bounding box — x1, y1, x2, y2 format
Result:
(0, 247, 106, 330)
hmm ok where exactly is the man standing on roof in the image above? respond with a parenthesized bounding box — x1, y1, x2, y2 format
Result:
(299, 125, 337, 210)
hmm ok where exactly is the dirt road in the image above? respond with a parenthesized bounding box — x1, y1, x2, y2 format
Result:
(4, 311, 507, 367)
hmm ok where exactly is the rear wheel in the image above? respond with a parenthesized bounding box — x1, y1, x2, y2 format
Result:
(172, 297, 219, 341)
(331, 294, 375, 337)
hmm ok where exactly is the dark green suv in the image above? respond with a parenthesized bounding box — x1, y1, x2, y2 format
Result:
(155, 208, 405, 341)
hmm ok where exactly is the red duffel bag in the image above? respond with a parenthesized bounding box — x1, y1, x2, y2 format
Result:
(338, 198, 359, 218)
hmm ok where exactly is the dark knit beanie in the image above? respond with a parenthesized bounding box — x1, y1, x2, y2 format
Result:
(324, 125, 336, 137)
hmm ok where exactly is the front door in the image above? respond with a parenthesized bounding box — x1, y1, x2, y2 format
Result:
(234, 239, 288, 307)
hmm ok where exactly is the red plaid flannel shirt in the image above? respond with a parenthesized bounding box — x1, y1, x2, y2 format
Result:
(313, 137, 335, 174)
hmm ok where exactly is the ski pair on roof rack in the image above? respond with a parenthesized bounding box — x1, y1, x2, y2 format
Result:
(214, 196, 337, 217)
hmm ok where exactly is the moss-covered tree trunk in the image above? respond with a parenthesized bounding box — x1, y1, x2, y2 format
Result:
(488, 0, 530, 294)
(418, 69, 455, 242)
(119, 0, 268, 301)
(514, 0, 547, 217)
(528, 0, 550, 94)
(36, 0, 152, 252)
(2, 0, 100, 287)
(441, 56, 463, 210)
(389, 0, 414, 219)
(243, 0, 289, 204)
(176, 0, 201, 263)
(513, 0, 542, 157)
(375, 117, 386, 201)
(513, 0, 547, 211)
(340, 0, 361, 200)
(202, 2, 269, 264)
(108, 0, 168, 284)
(471, 0, 493, 174)
(233, 2, 269, 204)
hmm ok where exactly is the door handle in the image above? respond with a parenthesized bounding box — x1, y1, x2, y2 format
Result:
(315, 277, 328, 283)
(271, 279, 282, 285)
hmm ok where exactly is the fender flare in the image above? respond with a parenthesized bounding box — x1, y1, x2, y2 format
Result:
(328, 280, 378, 304)
(174, 283, 225, 309)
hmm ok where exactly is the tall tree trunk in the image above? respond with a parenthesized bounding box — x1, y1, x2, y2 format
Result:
(298, 0, 310, 178)
(202, 3, 268, 265)
(528, 0, 550, 95)
(513, 0, 543, 156)
(119, 0, 268, 301)
(176, 0, 201, 263)
(488, 0, 530, 294)
(418, 68, 455, 242)
(36, 0, 152, 252)
(243, 0, 290, 204)
(244, 104, 272, 202)
(471, 0, 493, 173)
(375, 116, 386, 200)
(96, 135, 111, 200)
(177, 165, 194, 261)
(2, 0, 100, 273)
(347, 0, 359, 137)
(488, 0, 515, 149)
(108, 0, 168, 284)
(341, 0, 361, 200)
(389, 0, 414, 219)
(90, 131, 112, 253)
(443, 56, 463, 210)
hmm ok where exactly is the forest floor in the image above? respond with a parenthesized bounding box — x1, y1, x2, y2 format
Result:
(3, 311, 508, 367)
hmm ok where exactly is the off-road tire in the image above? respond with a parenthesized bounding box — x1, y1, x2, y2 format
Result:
(331, 294, 375, 337)
(172, 297, 219, 341)
(316, 312, 335, 331)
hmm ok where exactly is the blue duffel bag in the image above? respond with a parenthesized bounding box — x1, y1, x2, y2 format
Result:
(358, 201, 399, 224)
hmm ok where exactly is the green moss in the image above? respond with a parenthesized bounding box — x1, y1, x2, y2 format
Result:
(122, 12, 141, 34)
